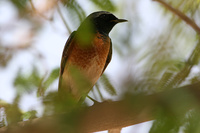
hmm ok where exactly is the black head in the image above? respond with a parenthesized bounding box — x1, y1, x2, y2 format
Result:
(77, 11, 127, 35)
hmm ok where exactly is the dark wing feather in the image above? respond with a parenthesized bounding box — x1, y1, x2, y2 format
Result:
(58, 31, 76, 89)
(101, 39, 112, 75)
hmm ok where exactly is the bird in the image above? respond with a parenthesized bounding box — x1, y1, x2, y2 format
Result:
(58, 11, 127, 102)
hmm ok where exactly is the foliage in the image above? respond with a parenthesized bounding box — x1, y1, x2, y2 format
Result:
(100, 74, 116, 96)
(14, 67, 42, 94)
(37, 68, 60, 97)
(89, 0, 116, 12)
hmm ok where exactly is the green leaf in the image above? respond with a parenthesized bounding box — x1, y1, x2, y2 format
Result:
(30, 66, 42, 87)
(10, 0, 28, 14)
(150, 116, 182, 133)
(100, 74, 116, 96)
(61, 0, 74, 5)
(156, 71, 174, 91)
(21, 110, 37, 120)
(37, 68, 60, 97)
(90, 0, 116, 12)
(65, 0, 86, 26)
(14, 67, 42, 94)
(5, 95, 22, 125)
(44, 68, 60, 88)
(69, 1, 86, 21)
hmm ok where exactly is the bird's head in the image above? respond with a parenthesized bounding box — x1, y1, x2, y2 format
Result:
(77, 11, 127, 35)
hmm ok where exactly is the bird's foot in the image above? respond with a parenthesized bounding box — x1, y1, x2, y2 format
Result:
(86, 95, 100, 104)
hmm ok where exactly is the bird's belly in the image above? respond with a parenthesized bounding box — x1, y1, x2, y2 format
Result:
(81, 55, 104, 84)
(62, 54, 106, 100)
(67, 36, 110, 85)
(66, 52, 106, 86)
(62, 37, 110, 100)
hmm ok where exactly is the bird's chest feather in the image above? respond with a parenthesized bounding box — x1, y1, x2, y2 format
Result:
(67, 33, 110, 83)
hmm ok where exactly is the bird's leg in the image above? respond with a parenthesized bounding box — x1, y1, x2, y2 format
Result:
(87, 95, 99, 104)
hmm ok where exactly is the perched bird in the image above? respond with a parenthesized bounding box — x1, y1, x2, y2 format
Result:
(58, 11, 127, 102)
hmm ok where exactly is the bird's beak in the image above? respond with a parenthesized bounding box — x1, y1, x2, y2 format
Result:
(111, 19, 128, 23)
(117, 19, 128, 23)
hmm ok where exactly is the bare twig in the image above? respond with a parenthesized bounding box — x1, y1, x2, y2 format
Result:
(56, 3, 72, 34)
(29, 0, 52, 20)
(153, 0, 200, 34)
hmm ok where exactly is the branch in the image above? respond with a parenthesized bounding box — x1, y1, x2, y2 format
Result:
(1, 82, 200, 133)
(56, 3, 72, 34)
(79, 82, 200, 132)
(29, 0, 52, 20)
(153, 0, 200, 34)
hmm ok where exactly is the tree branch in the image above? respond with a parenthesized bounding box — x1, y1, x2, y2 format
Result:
(153, 0, 200, 34)
(1, 82, 200, 133)
(79, 82, 200, 132)
(56, 3, 72, 34)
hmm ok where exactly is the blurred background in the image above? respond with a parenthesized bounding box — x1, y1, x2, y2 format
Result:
(1, 0, 200, 132)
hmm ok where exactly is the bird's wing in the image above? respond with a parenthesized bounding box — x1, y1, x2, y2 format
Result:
(101, 39, 112, 75)
(58, 31, 76, 89)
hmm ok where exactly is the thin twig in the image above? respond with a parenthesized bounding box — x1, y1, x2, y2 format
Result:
(56, 3, 72, 34)
(95, 82, 104, 101)
(153, 0, 200, 34)
(29, 0, 51, 20)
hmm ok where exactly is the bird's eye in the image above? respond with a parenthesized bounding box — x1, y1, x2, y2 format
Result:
(100, 14, 106, 18)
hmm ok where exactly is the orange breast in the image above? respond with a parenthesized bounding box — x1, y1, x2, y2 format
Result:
(69, 33, 110, 68)
(68, 33, 110, 77)
(62, 32, 111, 100)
